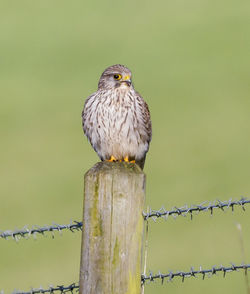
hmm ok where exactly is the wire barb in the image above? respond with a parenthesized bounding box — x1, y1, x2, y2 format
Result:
(141, 263, 250, 284)
(143, 197, 250, 221)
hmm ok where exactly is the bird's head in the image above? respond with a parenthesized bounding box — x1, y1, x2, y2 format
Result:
(98, 64, 132, 90)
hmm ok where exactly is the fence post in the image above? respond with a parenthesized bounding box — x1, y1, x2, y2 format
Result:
(79, 161, 146, 294)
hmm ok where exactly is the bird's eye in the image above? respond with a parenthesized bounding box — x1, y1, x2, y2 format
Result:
(113, 74, 122, 80)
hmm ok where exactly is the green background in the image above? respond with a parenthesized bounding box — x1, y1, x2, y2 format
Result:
(0, 1, 250, 293)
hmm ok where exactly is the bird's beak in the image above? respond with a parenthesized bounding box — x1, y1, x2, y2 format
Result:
(121, 75, 132, 86)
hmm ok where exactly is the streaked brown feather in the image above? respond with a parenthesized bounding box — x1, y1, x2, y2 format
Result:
(82, 65, 152, 169)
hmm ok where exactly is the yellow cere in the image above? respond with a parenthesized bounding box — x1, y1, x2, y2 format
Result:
(123, 75, 130, 81)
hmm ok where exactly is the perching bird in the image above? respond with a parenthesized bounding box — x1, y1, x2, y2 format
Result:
(82, 64, 152, 169)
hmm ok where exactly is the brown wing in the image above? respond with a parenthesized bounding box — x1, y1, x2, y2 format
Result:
(135, 91, 152, 169)
(136, 91, 152, 144)
(81, 92, 98, 151)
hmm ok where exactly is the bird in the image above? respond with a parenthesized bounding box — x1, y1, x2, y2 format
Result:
(82, 64, 152, 169)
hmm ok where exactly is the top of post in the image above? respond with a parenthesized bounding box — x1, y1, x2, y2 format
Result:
(85, 161, 145, 177)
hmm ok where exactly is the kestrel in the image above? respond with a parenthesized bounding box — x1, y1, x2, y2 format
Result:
(82, 64, 152, 169)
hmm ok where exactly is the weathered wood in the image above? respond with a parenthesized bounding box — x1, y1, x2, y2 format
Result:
(79, 161, 146, 294)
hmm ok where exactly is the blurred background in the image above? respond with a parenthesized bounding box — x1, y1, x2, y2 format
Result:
(0, 0, 250, 293)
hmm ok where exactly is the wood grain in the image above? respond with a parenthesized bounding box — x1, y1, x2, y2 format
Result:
(79, 161, 145, 294)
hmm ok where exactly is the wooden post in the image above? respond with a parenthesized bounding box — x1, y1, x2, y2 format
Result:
(79, 161, 146, 294)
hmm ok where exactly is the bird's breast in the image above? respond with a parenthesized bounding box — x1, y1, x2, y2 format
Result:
(83, 88, 149, 161)
(101, 90, 136, 136)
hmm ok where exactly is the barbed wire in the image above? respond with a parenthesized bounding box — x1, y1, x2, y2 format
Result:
(143, 197, 250, 221)
(5, 263, 249, 292)
(141, 263, 250, 284)
(1, 197, 249, 241)
(0, 221, 82, 241)
(9, 283, 79, 294)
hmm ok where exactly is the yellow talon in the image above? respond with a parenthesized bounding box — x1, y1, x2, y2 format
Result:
(107, 156, 135, 164)
(107, 155, 117, 162)
(123, 156, 135, 164)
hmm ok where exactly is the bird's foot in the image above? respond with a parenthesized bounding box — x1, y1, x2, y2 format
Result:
(124, 156, 135, 164)
(106, 156, 135, 164)
(107, 155, 117, 162)
(124, 156, 129, 162)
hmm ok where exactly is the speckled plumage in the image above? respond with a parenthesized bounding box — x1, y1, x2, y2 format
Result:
(82, 64, 152, 169)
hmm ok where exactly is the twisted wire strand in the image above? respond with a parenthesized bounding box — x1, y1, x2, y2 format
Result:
(143, 197, 250, 221)
(1, 197, 249, 241)
(141, 263, 250, 284)
(0, 221, 82, 241)
(5, 263, 250, 292)
(11, 283, 79, 294)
